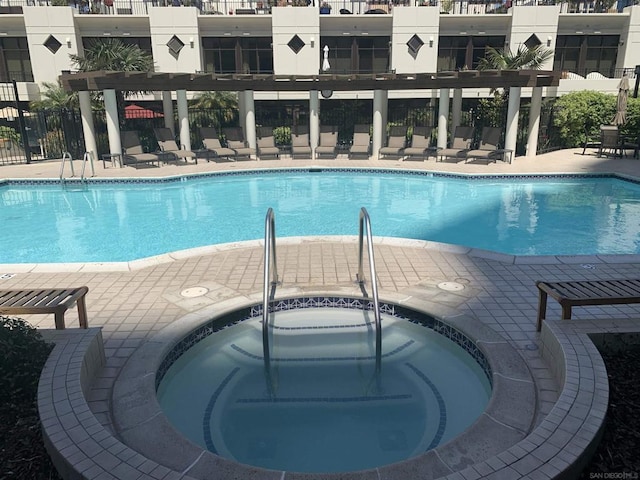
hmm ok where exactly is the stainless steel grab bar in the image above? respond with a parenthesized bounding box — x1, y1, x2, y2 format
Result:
(262, 208, 279, 389)
(356, 207, 382, 375)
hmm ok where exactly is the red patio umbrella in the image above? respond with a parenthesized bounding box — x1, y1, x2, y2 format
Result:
(125, 104, 164, 119)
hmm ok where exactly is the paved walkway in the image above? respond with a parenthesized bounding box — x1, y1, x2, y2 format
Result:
(2, 148, 640, 475)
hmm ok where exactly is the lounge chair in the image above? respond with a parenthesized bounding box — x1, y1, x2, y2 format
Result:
(291, 126, 312, 159)
(464, 126, 502, 163)
(620, 132, 640, 159)
(256, 127, 280, 160)
(378, 125, 408, 160)
(349, 124, 371, 159)
(121, 131, 163, 167)
(153, 127, 199, 164)
(315, 125, 338, 159)
(199, 127, 237, 161)
(598, 125, 621, 157)
(222, 127, 256, 160)
(437, 125, 474, 162)
(403, 126, 439, 161)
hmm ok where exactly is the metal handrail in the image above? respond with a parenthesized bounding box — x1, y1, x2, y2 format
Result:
(59, 152, 74, 186)
(356, 207, 382, 375)
(79, 151, 95, 182)
(262, 208, 279, 383)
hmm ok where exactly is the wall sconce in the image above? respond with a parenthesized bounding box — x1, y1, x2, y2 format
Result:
(189, 37, 194, 48)
(310, 36, 315, 47)
(547, 36, 552, 47)
(429, 36, 434, 47)
(66, 37, 71, 47)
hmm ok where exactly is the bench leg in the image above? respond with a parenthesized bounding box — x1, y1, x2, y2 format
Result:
(536, 290, 548, 332)
(54, 311, 66, 330)
(77, 295, 89, 329)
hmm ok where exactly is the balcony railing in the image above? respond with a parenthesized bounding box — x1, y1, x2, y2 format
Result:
(0, 0, 632, 14)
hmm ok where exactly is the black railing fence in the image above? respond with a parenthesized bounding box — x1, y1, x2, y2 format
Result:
(0, 98, 564, 166)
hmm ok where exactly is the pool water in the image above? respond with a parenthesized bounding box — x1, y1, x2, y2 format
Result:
(157, 309, 491, 473)
(2, 170, 640, 263)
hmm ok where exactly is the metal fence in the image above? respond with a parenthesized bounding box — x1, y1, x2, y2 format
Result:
(0, 98, 563, 166)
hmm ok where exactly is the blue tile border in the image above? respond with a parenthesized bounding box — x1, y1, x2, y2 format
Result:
(155, 296, 492, 390)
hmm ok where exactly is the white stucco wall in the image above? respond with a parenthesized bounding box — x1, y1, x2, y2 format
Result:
(149, 6, 201, 73)
(508, 5, 559, 70)
(391, 6, 439, 74)
(23, 6, 79, 85)
(618, 6, 640, 71)
(272, 6, 320, 75)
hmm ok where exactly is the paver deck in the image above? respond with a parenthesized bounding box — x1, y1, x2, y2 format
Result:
(2, 147, 640, 478)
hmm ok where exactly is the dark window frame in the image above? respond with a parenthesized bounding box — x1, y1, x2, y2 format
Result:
(320, 36, 391, 74)
(202, 37, 273, 74)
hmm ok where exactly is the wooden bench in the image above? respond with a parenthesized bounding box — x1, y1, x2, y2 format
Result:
(536, 279, 640, 332)
(0, 287, 89, 330)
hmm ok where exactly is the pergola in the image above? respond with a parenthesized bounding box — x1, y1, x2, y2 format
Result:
(59, 69, 562, 162)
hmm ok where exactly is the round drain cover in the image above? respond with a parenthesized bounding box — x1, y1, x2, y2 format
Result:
(437, 282, 465, 292)
(180, 287, 209, 298)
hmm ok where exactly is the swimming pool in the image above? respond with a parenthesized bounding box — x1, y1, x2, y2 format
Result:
(2, 169, 640, 263)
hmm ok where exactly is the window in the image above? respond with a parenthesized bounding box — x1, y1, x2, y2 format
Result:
(553, 35, 620, 77)
(0, 38, 33, 82)
(82, 37, 152, 57)
(320, 36, 390, 74)
(202, 37, 273, 74)
(437, 36, 505, 71)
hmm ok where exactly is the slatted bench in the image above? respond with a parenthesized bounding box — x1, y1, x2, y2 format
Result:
(0, 287, 89, 330)
(536, 279, 640, 332)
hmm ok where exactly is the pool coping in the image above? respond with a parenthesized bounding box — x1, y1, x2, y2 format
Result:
(38, 287, 611, 480)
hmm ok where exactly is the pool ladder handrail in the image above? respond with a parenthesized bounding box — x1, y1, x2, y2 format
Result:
(262, 207, 279, 371)
(356, 207, 382, 376)
(59, 151, 95, 187)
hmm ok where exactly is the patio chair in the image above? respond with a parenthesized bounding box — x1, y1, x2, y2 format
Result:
(153, 127, 199, 164)
(199, 127, 237, 161)
(598, 125, 621, 158)
(378, 125, 408, 160)
(620, 132, 640, 159)
(291, 125, 312, 159)
(403, 126, 439, 161)
(349, 124, 371, 159)
(221, 127, 256, 160)
(256, 127, 280, 160)
(437, 125, 474, 162)
(464, 126, 502, 163)
(121, 131, 164, 167)
(315, 125, 339, 159)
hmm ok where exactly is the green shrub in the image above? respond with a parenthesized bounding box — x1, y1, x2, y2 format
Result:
(0, 316, 60, 480)
(273, 126, 291, 146)
(552, 91, 617, 147)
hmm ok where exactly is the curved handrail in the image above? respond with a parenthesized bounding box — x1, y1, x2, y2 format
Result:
(59, 152, 74, 185)
(262, 208, 279, 379)
(357, 207, 382, 375)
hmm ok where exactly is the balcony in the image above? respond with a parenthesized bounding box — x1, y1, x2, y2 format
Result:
(0, 0, 630, 14)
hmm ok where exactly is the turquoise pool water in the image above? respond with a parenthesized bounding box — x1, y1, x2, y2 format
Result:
(157, 307, 491, 473)
(2, 170, 640, 263)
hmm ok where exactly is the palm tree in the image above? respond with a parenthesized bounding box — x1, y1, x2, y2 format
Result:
(477, 45, 554, 71)
(70, 38, 155, 126)
(30, 81, 79, 111)
(189, 91, 239, 127)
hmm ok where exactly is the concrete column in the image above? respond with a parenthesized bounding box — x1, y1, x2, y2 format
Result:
(451, 88, 463, 131)
(504, 86, 522, 156)
(162, 91, 174, 134)
(437, 88, 450, 149)
(310, 90, 319, 159)
(372, 89, 384, 158)
(104, 89, 121, 156)
(525, 87, 543, 158)
(78, 91, 98, 165)
(244, 90, 256, 152)
(176, 89, 190, 150)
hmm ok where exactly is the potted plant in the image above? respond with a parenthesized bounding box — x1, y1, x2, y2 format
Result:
(319, 1, 331, 13)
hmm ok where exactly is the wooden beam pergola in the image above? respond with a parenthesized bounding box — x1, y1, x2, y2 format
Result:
(60, 69, 562, 93)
